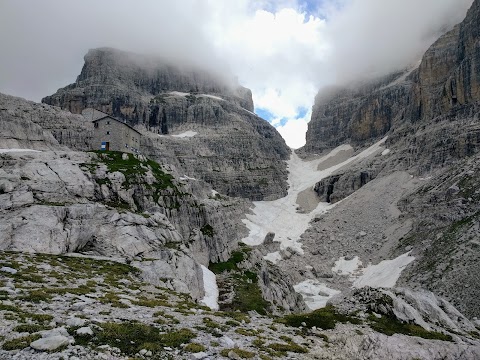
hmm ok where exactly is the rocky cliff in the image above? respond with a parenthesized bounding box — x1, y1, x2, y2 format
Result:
(303, 0, 480, 204)
(43, 47, 254, 117)
(0, 92, 305, 316)
(42, 48, 290, 200)
(304, 0, 480, 166)
(292, 0, 480, 320)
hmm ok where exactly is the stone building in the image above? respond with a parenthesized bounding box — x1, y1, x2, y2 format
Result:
(92, 115, 141, 154)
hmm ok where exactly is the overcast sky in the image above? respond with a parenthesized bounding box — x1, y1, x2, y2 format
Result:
(0, 0, 474, 148)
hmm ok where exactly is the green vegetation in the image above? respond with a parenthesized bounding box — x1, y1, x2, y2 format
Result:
(210, 246, 268, 315)
(215, 311, 250, 324)
(0, 290, 9, 300)
(158, 328, 196, 347)
(229, 273, 269, 315)
(267, 342, 308, 354)
(83, 151, 184, 209)
(133, 297, 171, 308)
(184, 342, 206, 353)
(202, 317, 227, 331)
(75, 321, 195, 356)
(97, 151, 174, 186)
(27, 313, 54, 323)
(13, 323, 51, 333)
(235, 328, 255, 336)
(98, 292, 129, 308)
(200, 224, 215, 237)
(368, 314, 453, 341)
(220, 348, 255, 359)
(209, 251, 246, 274)
(2, 334, 41, 350)
(277, 305, 361, 330)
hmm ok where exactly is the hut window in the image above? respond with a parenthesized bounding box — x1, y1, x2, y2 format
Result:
(106, 131, 110, 135)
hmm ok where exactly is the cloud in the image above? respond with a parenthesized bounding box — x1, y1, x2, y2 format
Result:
(275, 109, 312, 149)
(323, 0, 474, 84)
(0, 0, 475, 148)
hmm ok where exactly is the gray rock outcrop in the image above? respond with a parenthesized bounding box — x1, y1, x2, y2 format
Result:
(0, 93, 92, 151)
(0, 146, 247, 302)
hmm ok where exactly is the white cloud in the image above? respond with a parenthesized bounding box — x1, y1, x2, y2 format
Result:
(275, 109, 312, 149)
(0, 0, 474, 148)
(324, 0, 474, 84)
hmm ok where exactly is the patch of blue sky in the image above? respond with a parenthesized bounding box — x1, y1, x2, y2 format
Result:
(255, 107, 275, 121)
(255, 106, 309, 127)
(302, 0, 321, 15)
(302, 0, 346, 20)
(296, 107, 309, 119)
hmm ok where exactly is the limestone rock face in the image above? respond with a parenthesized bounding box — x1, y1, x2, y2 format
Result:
(304, 0, 480, 172)
(314, 167, 379, 204)
(0, 88, 300, 314)
(0, 148, 247, 302)
(331, 287, 478, 335)
(0, 93, 92, 151)
(42, 48, 289, 200)
(43, 47, 254, 116)
(396, 154, 480, 318)
(304, 72, 413, 154)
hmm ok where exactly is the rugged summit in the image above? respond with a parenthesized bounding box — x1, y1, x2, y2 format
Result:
(42, 48, 290, 200)
(43, 47, 255, 118)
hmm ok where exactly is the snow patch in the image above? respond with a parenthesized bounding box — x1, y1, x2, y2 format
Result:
(382, 149, 391, 156)
(198, 94, 224, 101)
(179, 175, 197, 181)
(353, 252, 415, 288)
(172, 131, 198, 138)
(294, 280, 341, 311)
(380, 61, 421, 89)
(332, 256, 362, 276)
(242, 137, 388, 254)
(263, 251, 282, 263)
(199, 265, 219, 311)
(0, 149, 41, 153)
(242, 108, 257, 116)
(168, 91, 189, 97)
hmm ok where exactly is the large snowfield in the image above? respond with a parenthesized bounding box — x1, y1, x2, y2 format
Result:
(0, 149, 41, 153)
(242, 137, 388, 256)
(239, 137, 417, 310)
